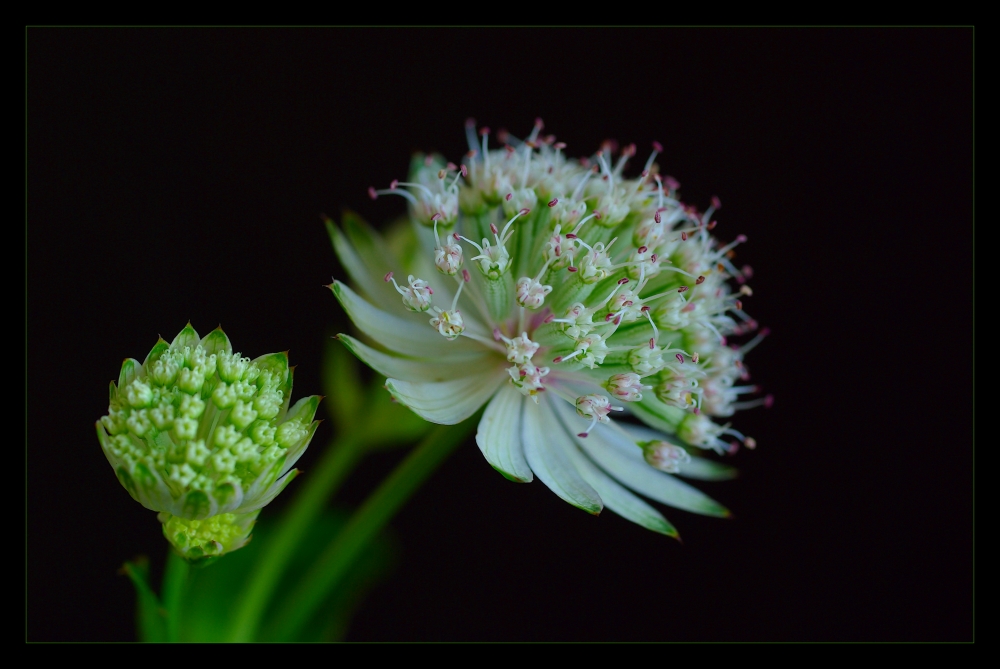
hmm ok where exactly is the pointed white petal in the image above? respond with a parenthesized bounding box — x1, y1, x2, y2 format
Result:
(476, 384, 532, 482)
(331, 281, 479, 357)
(620, 423, 738, 481)
(521, 397, 603, 515)
(385, 370, 505, 425)
(330, 215, 402, 305)
(339, 334, 491, 383)
(552, 400, 730, 517)
(548, 403, 675, 534)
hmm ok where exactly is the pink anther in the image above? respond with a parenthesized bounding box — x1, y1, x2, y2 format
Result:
(675, 353, 684, 363)
(462, 269, 471, 283)
(652, 140, 663, 152)
(383, 272, 393, 282)
(368, 187, 378, 200)
(695, 276, 705, 285)
(548, 198, 559, 207)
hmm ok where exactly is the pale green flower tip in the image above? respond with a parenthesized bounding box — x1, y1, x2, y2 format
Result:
(98, 324, 317, 522)
(369, 152, 461, 228)
(159, 510, 260, 562)
(638, 439, 692, 474)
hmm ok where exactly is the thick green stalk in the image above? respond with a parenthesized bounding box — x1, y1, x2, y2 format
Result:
(161, 550, 190, 643)
(268, 422, 472, 641)
(225, 430, 367, 642)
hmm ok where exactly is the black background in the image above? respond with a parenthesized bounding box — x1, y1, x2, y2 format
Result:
(27, 28, 972, 641)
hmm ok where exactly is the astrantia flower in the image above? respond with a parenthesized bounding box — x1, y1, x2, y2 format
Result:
(96, 324, 320, 560)
(330, 120, 770, 536)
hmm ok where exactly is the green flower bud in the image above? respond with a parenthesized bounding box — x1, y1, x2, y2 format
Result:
(97, 323, 321, 560)
(158, 511, 259, 564)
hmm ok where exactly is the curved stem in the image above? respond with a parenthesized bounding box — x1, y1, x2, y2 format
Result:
(225, 430, 367, 642)
(268, 421, 472, 641)
(161, 550, 189, 643)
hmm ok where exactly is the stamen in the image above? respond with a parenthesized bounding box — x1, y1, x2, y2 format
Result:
(451, 277, 466, 310)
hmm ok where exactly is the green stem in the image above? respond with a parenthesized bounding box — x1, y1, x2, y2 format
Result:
(225, 430, 367, 642)
(121, 558, 166, 642)
(268, 422, 471, 641)
(161, 550, 190, 642)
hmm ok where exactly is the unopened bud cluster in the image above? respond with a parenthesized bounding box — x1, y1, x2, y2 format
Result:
(97, 324, 320, 560)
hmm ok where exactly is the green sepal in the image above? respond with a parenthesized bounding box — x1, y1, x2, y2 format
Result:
(200, 327, 233, 356)
(143, 338, 171, 369)
(117, 466, 139, 501)
(254, 352, 291, 396)
(170, 323, 201, 351)
(119, 358, 141, 388)
(182, 490, 212, 519)
(213, 481, 239, 508)
(283, 395, 321, 426)
(134, 462, 162, 504)
(109, 381, 119, 405)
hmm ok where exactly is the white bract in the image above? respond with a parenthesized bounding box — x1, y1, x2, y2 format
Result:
(97, 324, 320, 559)
(330, 121, 770, 536)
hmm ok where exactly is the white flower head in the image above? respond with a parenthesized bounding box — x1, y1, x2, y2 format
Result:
(331, 121, 767, 537)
